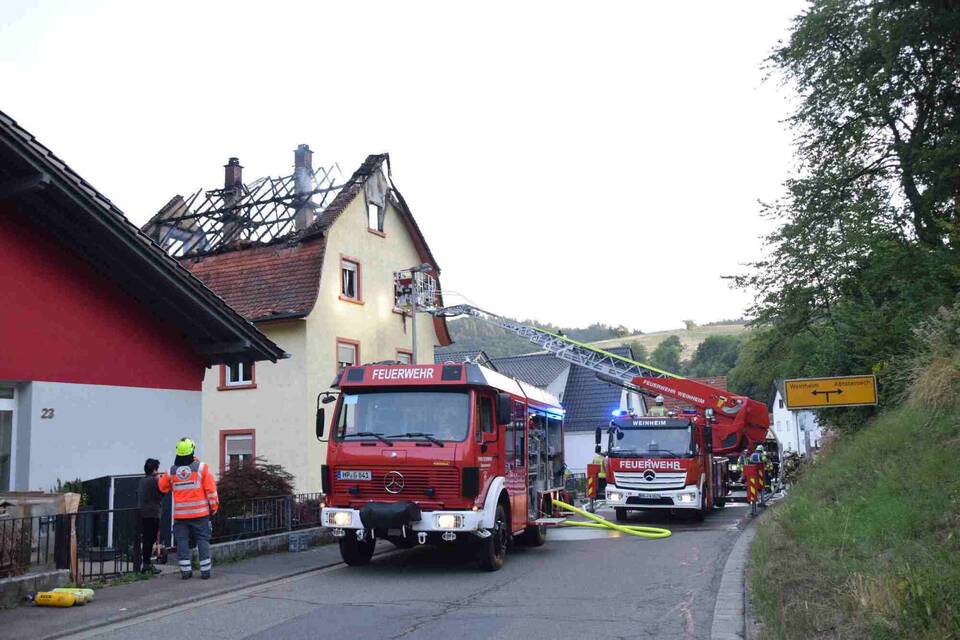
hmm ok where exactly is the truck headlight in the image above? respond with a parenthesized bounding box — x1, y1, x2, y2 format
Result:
(677, 493, 697, 504)
(327, 510, 353, 527)
(607, 492, 623, 503)
(435, 514, 463, 529)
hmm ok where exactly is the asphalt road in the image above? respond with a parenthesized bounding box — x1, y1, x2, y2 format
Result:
(70, 503, 750, 640)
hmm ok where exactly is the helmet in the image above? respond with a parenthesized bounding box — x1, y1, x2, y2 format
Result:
(655, 395, 665, 404)
(176, 437, 196, 457)
(756, 444, 764, 452)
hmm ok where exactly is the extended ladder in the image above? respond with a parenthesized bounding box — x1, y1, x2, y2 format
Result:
(431, 304, 681, 384)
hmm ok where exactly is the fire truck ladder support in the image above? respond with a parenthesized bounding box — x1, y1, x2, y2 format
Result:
(552, 499, 671, 539)
(432, 305, 680, 385)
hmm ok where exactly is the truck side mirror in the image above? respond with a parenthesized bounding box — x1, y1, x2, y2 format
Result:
(316, 408, 325, 440)
(496, 393, 512, 425)
(594, 426, 602, 447)
(316, 393, 336, 441)
(704, 424, 714, 454)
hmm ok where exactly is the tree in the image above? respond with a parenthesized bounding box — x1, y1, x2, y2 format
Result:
(217, 457, 295, 516)
(685, 335, 743, 378)
(732, 0, 960, 419)
(650, 335, 684, 373)
(625, 340, 649, 363)
(683, 320, 697, 331)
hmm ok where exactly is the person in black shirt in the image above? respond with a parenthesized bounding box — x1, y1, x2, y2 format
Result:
(138, 458, 163, 574)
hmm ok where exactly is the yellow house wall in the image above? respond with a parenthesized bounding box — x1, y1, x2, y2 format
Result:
(302, 193, 439, 491)
(199, 320, 310, 489)
(198, 188, 443, 493)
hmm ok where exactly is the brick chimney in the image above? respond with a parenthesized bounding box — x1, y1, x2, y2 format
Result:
(293, 144, 315, 230)
(221, 157, 244, 245)
(224, 157, 243, 189)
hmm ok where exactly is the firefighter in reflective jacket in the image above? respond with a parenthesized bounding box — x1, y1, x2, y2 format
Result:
(592, 446, 607, 494)
(158, 438, 219, 579)
(647, 396, 668, 417)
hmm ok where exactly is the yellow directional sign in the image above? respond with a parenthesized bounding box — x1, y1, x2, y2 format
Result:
(783, 375, 878, 410)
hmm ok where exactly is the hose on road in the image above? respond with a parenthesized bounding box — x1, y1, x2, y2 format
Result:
(551, 498, 672, 539)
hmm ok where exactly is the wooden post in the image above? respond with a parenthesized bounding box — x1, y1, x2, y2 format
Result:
(62, 493, 80, 583)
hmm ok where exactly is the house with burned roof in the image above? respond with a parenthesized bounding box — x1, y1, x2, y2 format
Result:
(489, 347, 646, 472)
(143, 145, 451, 491)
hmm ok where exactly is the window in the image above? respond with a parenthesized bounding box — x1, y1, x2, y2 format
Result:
(396, 349, 412, 365)
(367, 201, 384, 234)
(219, 430, 255, 474)
(337, 339, 359, 371)
(219, 362, 256, 390)
(335, 391, 469, 441)
(476, 395, 494, 442)
(340, 257, 362, 303)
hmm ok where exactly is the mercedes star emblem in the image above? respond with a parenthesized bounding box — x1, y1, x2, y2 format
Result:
(384, 471, 405, 494)
(643, 470, 657, 482)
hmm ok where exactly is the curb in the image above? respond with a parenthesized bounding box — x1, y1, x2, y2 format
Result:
(710, 516, 758, 640)
(44, 547, 382, 640)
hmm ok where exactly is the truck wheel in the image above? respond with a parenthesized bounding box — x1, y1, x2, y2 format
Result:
(520, 524, 547, 547)
(715, 497, 726, 509)
(695, 496, 707, 522)
(339, 534, 375, 566)
(614, 507, 628, 522)
(478, 503, 509, 571)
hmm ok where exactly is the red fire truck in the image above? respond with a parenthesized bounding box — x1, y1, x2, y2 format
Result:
(319, 362, 566, 571)
(424, 305, 770, 521)
(597, 413, 729, 521)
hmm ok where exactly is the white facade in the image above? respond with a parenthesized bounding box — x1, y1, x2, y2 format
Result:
(771, 389, 822, 456)
(2, 381, 201, 492)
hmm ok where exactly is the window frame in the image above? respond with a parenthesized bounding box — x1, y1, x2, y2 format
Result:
(218, 362, 257, 391)
(336, 337, 361, 373)
(339, 255, 364, 305)
(367, 198, 386, 236)
(219, 428, 256, 475)
(396, 349, 413, 365)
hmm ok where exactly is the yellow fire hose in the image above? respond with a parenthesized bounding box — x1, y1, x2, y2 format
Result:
(551, 498, 672, 539)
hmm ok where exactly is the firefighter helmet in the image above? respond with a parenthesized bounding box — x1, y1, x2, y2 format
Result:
(655, 395, 665, 404)
(176, 437, 196, 457)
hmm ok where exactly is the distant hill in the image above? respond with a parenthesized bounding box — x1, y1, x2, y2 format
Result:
(592, 322, 749, 360)
(439, 316, 639, 359)
(439, 316, 747, 360)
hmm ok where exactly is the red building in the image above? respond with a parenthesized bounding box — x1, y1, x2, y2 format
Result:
(0, 111, 285, 492)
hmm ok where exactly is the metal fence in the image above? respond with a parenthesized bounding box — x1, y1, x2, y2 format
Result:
(0, 514, 59, 578)
(75, 507, 140, 582)
(211, 493, 324, 543)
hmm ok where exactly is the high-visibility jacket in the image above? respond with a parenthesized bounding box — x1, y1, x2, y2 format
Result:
(591, 454, 607, 479)
(647, 406, 668, 417)
(158, 460, 219, 520)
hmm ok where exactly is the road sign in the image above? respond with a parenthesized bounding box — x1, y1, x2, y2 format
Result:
(783, 375, 878, 410)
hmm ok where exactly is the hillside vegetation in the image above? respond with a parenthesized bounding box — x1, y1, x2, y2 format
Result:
(592, 322, 748, 358)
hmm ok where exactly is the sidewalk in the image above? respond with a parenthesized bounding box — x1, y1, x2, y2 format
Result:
(0, 542, 353, 640)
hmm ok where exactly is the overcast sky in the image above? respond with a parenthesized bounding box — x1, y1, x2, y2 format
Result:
(1, 1, 806, 332)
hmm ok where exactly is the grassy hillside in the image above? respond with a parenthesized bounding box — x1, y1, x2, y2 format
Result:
(749, 404, 960, 638)
(592, 322, 748, 358)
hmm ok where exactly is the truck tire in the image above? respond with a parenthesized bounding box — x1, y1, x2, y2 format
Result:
(715, 497, 726, 509)
(339, 534, 375, 566)
(477, 503, 509, 571)
(520, 524, 547, 547)
(614, 507, 628, 522)
(695, 495, 707, 522)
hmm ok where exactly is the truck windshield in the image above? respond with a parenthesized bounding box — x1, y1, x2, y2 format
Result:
(334, 391, 470, 442)
(608, 427, 693, 457)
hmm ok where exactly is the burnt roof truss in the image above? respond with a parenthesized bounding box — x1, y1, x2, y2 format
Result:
(144, 164, 344, 257)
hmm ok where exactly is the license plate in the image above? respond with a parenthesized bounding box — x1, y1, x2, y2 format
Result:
(637, 492, 659, 499)
(336, 470, 372, 481)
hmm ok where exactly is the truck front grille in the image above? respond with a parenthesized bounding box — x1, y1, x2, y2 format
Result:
(612, 471, 687, 491)
(331, 466, 460, 502)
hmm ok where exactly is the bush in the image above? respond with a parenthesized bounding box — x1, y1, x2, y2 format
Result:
(906, 299, 960, 412)
(217, 457, 294, 518)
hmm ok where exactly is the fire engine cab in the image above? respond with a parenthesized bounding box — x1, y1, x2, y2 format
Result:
(598, 413, 729, 521)
(319, 362, 565, 571)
